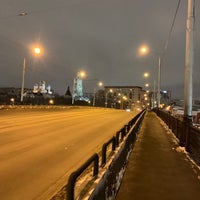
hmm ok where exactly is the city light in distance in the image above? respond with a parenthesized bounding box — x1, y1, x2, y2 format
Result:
(98, 82, 103, 87)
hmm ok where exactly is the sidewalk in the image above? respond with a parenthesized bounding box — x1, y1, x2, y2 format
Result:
(116, 111, 200, 200)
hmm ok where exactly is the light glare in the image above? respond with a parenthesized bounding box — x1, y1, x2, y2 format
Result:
(34, 47, 41, 54)
(144, 72, 149, 78)
(139, 45, 149, 56)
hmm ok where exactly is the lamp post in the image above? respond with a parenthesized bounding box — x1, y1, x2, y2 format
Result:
(93, 82, 103, 106)
(157, 57, 161, 108)
(184, 0, 194, 123)
(105, 88, 113, 108)
(180, 0, 195, 150)
(139, 45, 161, 108)
(20, 58, 26, 102)
(20, 47, 41, 103)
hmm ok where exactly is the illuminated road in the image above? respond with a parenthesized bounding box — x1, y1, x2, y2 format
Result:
(0, 107, 137, 200)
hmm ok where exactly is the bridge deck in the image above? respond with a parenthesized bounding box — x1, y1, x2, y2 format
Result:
(116, 111, 200, 200)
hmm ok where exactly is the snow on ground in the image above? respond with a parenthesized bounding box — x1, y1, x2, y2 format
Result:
(156, 115, 200, 181)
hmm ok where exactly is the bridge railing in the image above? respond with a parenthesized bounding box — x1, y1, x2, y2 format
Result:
(154, 108, 200, 165)
(67, 153, 99, 200)
(65, 108, 146, 200)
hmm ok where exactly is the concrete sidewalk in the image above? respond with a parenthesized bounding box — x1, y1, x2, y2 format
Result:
(116, 112, 200, 200)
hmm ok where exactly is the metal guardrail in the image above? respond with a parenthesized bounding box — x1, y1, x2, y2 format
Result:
(101, 136, 116, 166)
(67, 153, 99, 200)
(154, 108, 200, 165)
(66, 109, 146, 200)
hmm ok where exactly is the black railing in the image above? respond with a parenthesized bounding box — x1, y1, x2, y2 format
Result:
(154, 109, 200, 165)
(101, 136, 116, 166)
(67, 153, 99, 200)
(66, 109, 146, 200)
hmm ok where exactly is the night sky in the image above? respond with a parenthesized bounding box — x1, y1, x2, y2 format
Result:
(0, 0, 200, 99)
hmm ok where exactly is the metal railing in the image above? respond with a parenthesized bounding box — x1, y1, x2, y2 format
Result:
(67, 153, 99, 200)
(65, 109, 146, 200)
(154, 109, 200, 165)
(101, 136, 116, 166)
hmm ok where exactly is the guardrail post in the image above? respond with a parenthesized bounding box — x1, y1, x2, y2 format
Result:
(116, 131, 120, 146)
(67, 172, 77, 200)
(101, 137, 116, 166)
(101, 143, 107, 166)
(112, 136, 116, 151)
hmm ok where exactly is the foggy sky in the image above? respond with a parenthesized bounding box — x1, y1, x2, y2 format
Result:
(0, 0, 200, 99)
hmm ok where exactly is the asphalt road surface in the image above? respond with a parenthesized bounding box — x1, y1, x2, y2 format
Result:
(0, 107, 137, 200)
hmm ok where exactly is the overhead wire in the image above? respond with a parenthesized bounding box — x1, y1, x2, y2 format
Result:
(161, 0, 181, 62)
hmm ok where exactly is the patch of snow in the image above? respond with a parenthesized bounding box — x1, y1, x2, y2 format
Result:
(156, 114, 200, 180)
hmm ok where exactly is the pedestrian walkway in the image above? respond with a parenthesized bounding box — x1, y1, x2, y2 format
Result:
(116, 111, 200, 200)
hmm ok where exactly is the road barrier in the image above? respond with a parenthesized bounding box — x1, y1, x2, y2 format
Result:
(67, 153, 99, 200)
(65, 109, 146, 200)
(154, 108, 200, 165)
(101, 136, 116, 166)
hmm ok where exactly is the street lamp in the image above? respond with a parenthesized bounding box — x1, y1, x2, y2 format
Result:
(143, 72, 149, 78)
(105, 88, 113, 108)
(34, 47, 41, 54)
(20, 47, 42, 103)
(93, 81, 103, 106)
(72, 70, 86, 104)
(139, 45, 150, 56)
(184, 0, 194, 123)
(138, 44, 161, 108)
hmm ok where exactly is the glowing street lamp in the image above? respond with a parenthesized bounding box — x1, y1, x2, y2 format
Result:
(139, 45, 149, 56)
(49, 99, 54, 105)
(76, 70, 86, 78)
(34, 47, 41, 54)
(143, 72, 149, 78)
(93, 81, 103, 106)
(105, 88, 113, 108)
(138, 44, 161, 108)
(98, 82, 103, 87)
(21, 47, 42, 103)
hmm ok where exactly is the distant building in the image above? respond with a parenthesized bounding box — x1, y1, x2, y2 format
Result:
(149, 90, 172, 108)
(104, 86, 146, 110)
(33, 81, 52, 94)
(0, 87, 21, 104)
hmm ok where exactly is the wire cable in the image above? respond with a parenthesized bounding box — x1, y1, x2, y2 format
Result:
(161, 0, 182, 61)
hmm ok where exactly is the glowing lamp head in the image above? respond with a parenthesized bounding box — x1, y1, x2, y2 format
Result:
(144, 72, 149, 78)
(98, 82, 103, 87)
(139, 45, 149, 56)
(34, 47, 41, 54)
